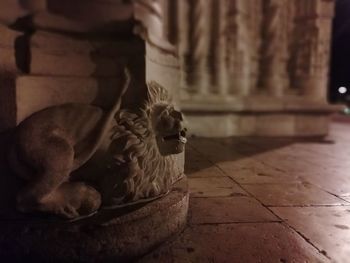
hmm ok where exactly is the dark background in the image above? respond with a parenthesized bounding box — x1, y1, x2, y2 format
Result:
(329, 0, 350, 104)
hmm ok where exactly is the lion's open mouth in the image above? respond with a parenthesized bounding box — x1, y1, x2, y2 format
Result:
(163, 129, 187, 144)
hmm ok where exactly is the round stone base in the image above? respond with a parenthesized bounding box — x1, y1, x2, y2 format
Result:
(0, 177, 189, 262)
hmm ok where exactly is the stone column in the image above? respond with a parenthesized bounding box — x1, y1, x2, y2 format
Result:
(174, 0, 210, 95)
(207, 0, 228, 95)
(226, 0, 251, 96)
(248, 0, 263, 93)
(292, 0, 334, 99)
(259, 0, 288, 97)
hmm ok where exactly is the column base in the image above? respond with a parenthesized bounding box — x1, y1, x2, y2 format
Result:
(184, 112, 333, 137)
(181, 96, 343, 137)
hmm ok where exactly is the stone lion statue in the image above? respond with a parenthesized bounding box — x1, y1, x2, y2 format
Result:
(8, 69, 187, 220)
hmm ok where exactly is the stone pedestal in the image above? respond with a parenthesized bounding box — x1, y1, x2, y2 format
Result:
(0, 2, 188, 261)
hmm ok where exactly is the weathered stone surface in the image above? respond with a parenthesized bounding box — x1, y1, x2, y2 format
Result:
(0, 24, 22, 48)
(30, 31, 93, 55)
(294, 115, 329, 136)
(31, 2, 133, 33)
(0, 178, 189, 262)
(224, 162, 295, 185)
(243, 183, 347, 207)
(15, 75, 123, 124)
(189, 196, 279, 224)
(19, 0, 47, 12)
(183, 111, 333, 137)
(244, 96, 284, 111)
(187, 165, 224, 178)
(30, 48, 96, 76)
(188, 176, 246, 198)
(255, 114, 295, 136)
(185, 147, 225, 177)
(0, 0, 27, 25)
(32, 12, 96, 33)
(139, 223, 328, 263)
(47, 0, 133, 24)
(272, 206, 350, 263)
(184, 114, 238, 137)
(243, 134, 350, 198)
(146, 54, 180, 101)
(0, 47, 19, 75)
(28, 31, 141, 77)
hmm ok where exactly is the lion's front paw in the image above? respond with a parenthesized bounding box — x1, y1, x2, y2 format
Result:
(19, 182, 102, 220)
(59, 203, 80, 219)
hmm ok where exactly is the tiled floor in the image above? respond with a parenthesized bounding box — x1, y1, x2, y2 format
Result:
(139, 122, 350, 263)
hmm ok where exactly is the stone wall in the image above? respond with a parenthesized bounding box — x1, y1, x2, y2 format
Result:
(0, 0, 145, 132)
(133, 0, 341, 137)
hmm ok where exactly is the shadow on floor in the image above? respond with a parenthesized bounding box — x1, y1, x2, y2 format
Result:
(185, 135, 335, 174)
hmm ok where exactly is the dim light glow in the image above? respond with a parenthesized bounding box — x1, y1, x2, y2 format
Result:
(338, 86, 347, 94)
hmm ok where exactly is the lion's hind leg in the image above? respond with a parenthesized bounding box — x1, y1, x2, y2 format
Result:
(16, 134, 101, 219)
(38, 182, 101, 219)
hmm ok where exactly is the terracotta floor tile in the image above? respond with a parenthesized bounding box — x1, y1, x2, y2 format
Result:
(218, 160, 298, 184)
(242, 183, 347, 206)
(240, 142, 350, 197)
(272, 206, 350, 263)
(138, 223, 328, 263)
(189, 197, 279, 224)
(188, 177, 247, 197)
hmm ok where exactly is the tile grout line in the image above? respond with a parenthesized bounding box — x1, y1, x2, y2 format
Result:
(190, 221, 283, 226)
(210, 156, 332, 261)
(218, 138, 349, 206)
(279, 221, 331, 261)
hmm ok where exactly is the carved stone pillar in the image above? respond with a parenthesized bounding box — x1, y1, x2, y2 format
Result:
(226, 0, 252, 96)
(248, 0, 263, 93)
(259, 0, 288, 97)
(292, 0, 334, 99)
(0, 1, 189, 260)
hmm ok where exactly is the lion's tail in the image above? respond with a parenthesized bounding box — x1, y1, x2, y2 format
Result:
(72, 68, 131, 170)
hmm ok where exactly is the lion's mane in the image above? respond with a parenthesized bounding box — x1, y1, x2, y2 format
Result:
(107, 82, 183, 205)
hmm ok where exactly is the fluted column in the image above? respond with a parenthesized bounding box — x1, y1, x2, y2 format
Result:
(183, 0, 209, 94)
(259, 0, 287, 97)
(292, 0, 334, 99)
(226, 0, 251, 96)
(248, 0, 263, 93)
(207, 0, 228, 95)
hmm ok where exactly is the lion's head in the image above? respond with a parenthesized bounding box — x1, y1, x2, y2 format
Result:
(102, 81, 186, 208)
(145, 81, 187, 155)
